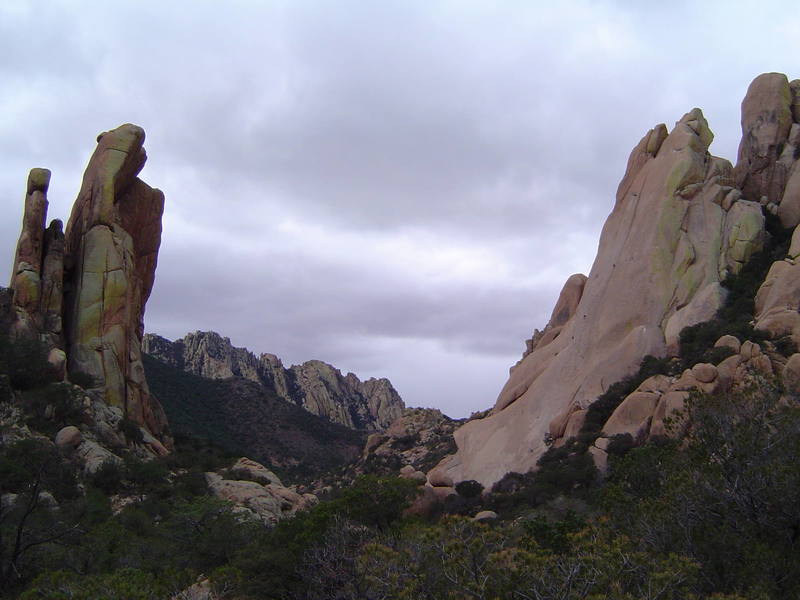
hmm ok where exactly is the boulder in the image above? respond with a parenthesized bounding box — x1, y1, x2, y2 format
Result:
(561, 409, 587, 441)
(473, 510, 498, 522)
(410, 470, 428, 484)
(691, 363, 718, 384)
(635, 374, 672, 394)
(399, 465, 416, 478)
(782, 353, 800, 395)
(650, 391, 689, 438)
(602, 391, 659, 439)
(77, 440, 121, 474)
(404, 485, 439, 518)
(716, 354, 743, 390)
(734, 73, 793, 205)
(205, 471, 311, 525)
(740, 340, 762, 361)
(54, 425, 82, 449)
(714, 335, 741, 354)
(231, 457, 283, 486)
(430, 485, 457, 502)
(428, 468, 454, 488)
(755, 258, 800, 345)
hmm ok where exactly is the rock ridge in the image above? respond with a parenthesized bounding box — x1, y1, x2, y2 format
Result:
(143, 330, 404, 430)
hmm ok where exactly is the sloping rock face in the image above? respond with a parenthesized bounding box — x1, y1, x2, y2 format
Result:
(434, 77, 797, 488)
(143, 331, 404, 430)
(8, 124, 170, 444)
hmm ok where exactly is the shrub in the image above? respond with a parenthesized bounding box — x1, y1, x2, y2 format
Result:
(69, 370, 96, 389)
(119, 418, 144, 445)
(0, 333, 58, 390)
(20, 382, 83, 436)
(605, 433, 635, 458)
(124, 456, 169, 494)
(455, 479, 484, 499)
(91, 459, 124, 495)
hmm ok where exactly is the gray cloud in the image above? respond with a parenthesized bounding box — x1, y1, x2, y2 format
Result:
(1, 0, 798, 416)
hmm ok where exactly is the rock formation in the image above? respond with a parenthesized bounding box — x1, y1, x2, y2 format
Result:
(8, 124, 170, 445)
(143, 330, 404, 430)
(434, 73, 800, 488)
(205, 457, 318, 525)
(588, 335, 778, 470)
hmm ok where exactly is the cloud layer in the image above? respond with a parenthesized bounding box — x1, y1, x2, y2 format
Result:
(1, 1, 798, 416)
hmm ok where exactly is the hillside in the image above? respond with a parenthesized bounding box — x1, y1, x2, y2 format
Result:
(144, 331, 404, 431)
(142, 353, 365, 482)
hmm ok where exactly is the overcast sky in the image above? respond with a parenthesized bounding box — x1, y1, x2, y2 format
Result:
(1, 1, 798, 417)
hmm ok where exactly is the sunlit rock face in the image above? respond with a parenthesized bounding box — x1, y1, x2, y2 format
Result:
(434, 75, 800, 488)
(9, 124, 170, 444)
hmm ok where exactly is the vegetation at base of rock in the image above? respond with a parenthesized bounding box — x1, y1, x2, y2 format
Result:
(0, 333, 58, 393)
(680, 211, 795, 365)
(143, 353, 365, 483)
(602, 381, 800, 598)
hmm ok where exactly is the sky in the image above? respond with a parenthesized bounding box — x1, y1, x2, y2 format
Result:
(1, 1, 798, 418)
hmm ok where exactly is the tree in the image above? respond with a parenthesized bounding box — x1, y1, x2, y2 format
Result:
(0, 440, 82, 592)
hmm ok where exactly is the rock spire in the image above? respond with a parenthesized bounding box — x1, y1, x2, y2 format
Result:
(8, 124, 170, 445)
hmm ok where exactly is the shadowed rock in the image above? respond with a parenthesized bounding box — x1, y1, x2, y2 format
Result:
(143, 330, 405, 430)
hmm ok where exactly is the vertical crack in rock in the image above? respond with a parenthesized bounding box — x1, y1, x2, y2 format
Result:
(9, 124, 170, 447)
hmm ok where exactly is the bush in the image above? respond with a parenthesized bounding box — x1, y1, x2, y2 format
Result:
(124, 456, 169, 494)
(0, 333, 58, 391)
(69, 370, 96, 389)
(455, 479, 484, 499)
(605, 433, 635, 458)
(20, 383, 83, 436)
(119, 418, 144, 445)
(91, 459, 124, 495)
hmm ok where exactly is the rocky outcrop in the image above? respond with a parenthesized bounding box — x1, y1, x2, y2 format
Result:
(143, 331, 404, 430)
(8, 125, 170, 445)
(588, 335, 778, 470)
(433, 75, 799, 488)
(206, 457, 317, 525)
(363, 408, 461, 473)
(735, 73, 796, 211)
(754, 225, 800, 345)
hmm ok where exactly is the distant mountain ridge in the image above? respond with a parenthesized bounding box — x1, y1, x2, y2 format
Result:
(143, 330, 404, 430)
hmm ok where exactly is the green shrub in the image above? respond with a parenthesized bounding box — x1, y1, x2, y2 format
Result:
(455, 479, 484, 499)
(0, 334, 58, 390)
(605, 433, 635, 458)
(125, 456, 169, 494)
(69, 370, 96, 389)
(521, 511, 585, 554)
(20, 382, 83, 436)
(119, 417, 144, 444)
(91, 459, 124, 495)
(173, 469, 209, 498)
(774, 335, 798, 357)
